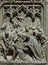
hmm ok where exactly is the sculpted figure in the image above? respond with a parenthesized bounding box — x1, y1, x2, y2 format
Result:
(0, 17, 19, 61)
(0, 30, 16, 61)
(28, 18, 47, 62)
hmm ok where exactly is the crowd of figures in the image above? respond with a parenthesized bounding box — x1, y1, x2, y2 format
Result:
(0, 13, 47, 63)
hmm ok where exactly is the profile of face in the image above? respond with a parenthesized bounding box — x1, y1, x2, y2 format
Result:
(35, 17, 41, 28)
(35, 17, 40, 22)
(18, 12, 26, 18)
(4, 17, 10, 23)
